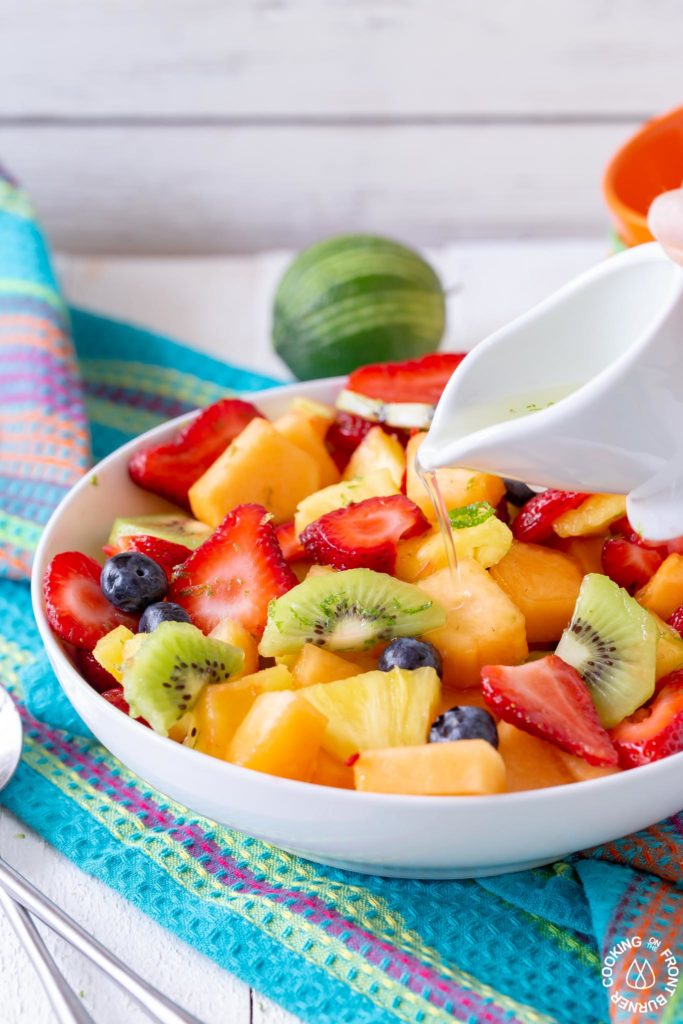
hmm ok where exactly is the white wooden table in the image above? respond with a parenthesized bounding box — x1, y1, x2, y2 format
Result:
(0, 238, 605, 1024)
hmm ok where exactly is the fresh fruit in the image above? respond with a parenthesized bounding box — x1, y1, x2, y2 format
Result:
(189, 417, 322, 527)
(300, 495, 429, 573)
(418, 560, 528, 689)
(652, 613, 683, 680)
(101, 687, 133, 716)
(406, 434, 505, 519)
(504, 480, 536, 507)
(272, 237, 447, 380)
(511, 490, 587, 543)
(294, 470, 399, 537)
(92, 625, 135, 682)
(489, 541, 583, 644)
(556, 573, 657, 727)
(668, 604, 683, 636)
(227, 690, 327, 781)
(275, 521, 307, 562)
(553, 494, 628, 538)
(325, 412, 376, 461)
(601, 537, 663, 591)
(481, 656, 618, 766)
(100, 552, 169, 614)
(193, 664, 295, 759)
(291, 644, 363, 687)
(43, 552, 139, 650)
(429, 706, 498, 747)
(104, 534, 192, 578)
(342, 426, 406, 487)
(636, 554, 683, 619)
(288, 397, 335, 433)
(310, 750, 355, 789)
(435, 686, 491, 717)
(353, 740, 506, 795)
(336, 390, 436, 430)
(129, 398, 262, 507)
(554, 749, 620, 782)
(552, 535, 605, 576)
(347, 352, 463, 405)
(123, 621, 244, 735)
(273, 412, 340, 489)
(610, 671, 683, 767)
(208, 618, 260, 678)
(75, 649, 119, 693)
(378, 637, 442, 677)
(496, 722, 575, 791)
(259, 568, 445, 656)
(396, 504, 512, 580)
(107, 514, 211, 551)
(138, 601, 191, 632)
(170, 504, 297, 636)
(301, 666, 440, 760)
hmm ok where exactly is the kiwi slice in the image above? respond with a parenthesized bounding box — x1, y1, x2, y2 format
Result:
(108, 514, 211, 550)
(555, 573, 657, 728)
(123, 621, 244, 735)
(259, 568, 446, 656)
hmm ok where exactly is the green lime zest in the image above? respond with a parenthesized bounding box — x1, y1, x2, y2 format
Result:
(448, 501, 495, 530)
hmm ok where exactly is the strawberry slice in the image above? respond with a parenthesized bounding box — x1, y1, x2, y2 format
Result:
(610, 671, 683, 767)
(75, 649, 119, 693)
(104, 534, 192, 579)
(347, 353, 466, 404)
(511, 490, 588, 543)
(668, 605, 683, 637)
(601, 537, 663, 591)
(129, 398, 262, 507)
(275, 521, 307, 563)
(481, 655, 618, 766)
(169, 503, 297, 635)
(300, 495, 430, 573)
(101, 686, 150, 726)
(43, 552, 139, 650)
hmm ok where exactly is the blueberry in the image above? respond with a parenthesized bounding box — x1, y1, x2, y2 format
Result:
(429, 706, 498, 748)
(100, 552, 168, 613)
(139, 601, 191, 632)
(504, 479, 536, 507)
(378, 638, 442, 677)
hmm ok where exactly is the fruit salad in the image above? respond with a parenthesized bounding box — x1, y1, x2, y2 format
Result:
(43, 354, 683, 795)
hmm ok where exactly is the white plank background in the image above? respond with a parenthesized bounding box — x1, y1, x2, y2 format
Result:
(1, 1, 681, 251)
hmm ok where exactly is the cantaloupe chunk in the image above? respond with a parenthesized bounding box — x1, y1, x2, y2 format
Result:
(208, 618, 259, 678)
(553, 494, 627, 537)
(555, 749, 621, 782)
(273, 412, 340, 488)
(497, 722, 574, 791)
(406, 433, 505, 519)
(396, 515, 512, 581)
(419, 560, 528, 689)
(636, 554, 683, 619)
(552, 535, 605, 575)
(343, 427, 406, 487)
(227, 689, 327, 781)
(189, 418, 321, 526)
(353, 740, 506, 795)
(294, 469, 399, 536)
(310, 750, 354, 789)
(435, 686, 492, 718)
(194, 664, 295, 760)
(489, 541, 583, 644)
(652, 613, 683, 679)
(292, 644, 363, 687)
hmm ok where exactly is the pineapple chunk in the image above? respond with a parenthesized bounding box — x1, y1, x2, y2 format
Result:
(636, 554, 683, 620)
(419, 560, 528, 689)
(289, 397, 335, 436)
(343, 427, 406, 487)
(552, 535, 605, 575)
(305, 564, 336, 580)
(208, 618, 259, 678)
(93, 625, 135, 682)
(353, 740, 506, 795)
(300, 666, 440, 760)
(396, 508, 512, 581)
(291, 644, 363, 687)
(294, 469, 399, 536)
(651, 612, 683, 678)
(122, 632, 146, 666)
(227, 689, 327, 781)
(406, 433, 505, 519)
(195, 665, 295, 760)
(552, 494, 627, 537)
(273, 412, 340, 488)
(189, 417, 321, 526)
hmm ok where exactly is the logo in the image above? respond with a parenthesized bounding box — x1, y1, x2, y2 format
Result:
(602, 935, 679, 1015)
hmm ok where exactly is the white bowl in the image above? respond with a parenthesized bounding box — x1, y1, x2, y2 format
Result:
(32, 379, 683, 878)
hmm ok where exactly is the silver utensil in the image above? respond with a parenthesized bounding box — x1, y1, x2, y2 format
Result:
(0, 686, 205, 1024)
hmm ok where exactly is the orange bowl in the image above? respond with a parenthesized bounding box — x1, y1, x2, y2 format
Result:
(604, 105, 683, 247)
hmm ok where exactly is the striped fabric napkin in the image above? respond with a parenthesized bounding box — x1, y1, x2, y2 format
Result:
(1, 168, 682, 1024)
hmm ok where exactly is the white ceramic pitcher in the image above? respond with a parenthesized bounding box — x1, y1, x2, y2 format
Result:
(419, 242, 683, 541)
